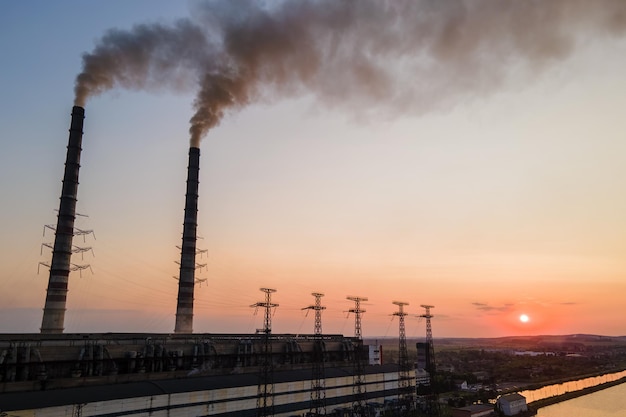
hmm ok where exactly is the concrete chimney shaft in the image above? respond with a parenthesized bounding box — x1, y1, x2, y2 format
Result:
(174, 146, 200, 333)
(41, 106, 85, 334)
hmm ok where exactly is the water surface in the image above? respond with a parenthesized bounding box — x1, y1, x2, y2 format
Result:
(536, 382, 626, 417)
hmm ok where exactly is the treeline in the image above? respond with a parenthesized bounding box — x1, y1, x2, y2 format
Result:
(434, 347, 626, 385)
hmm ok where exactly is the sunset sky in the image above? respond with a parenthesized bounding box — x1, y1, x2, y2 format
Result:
(1, 1, 626, 338)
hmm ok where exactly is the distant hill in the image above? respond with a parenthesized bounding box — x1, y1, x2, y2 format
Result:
(365, 334, 626, 350)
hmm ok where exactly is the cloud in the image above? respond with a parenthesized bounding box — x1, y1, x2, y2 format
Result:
(74, 0, 626, 146)
(471, 302, 514, 313)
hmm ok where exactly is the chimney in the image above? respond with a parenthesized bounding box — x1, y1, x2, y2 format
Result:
(41, 106, 85, 334)
(174, 146, 200, 333)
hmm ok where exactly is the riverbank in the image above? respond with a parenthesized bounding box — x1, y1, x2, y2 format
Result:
(528, 376, 626, 411)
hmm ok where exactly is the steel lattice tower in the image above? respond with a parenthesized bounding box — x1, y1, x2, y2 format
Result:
(393, 301, 412, 408)
(302, 292, 327, 416)
(251, 288, 278, 417)
(420, 304, 439, 416)
(347, 296, 368, 416)
(420, 305, 435, 377)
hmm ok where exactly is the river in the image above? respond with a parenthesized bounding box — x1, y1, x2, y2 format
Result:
(509, 370, 626, 416)
(535, 382, 626, 417)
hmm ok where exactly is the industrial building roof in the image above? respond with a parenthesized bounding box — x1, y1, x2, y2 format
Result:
(498, 392, 526, 402)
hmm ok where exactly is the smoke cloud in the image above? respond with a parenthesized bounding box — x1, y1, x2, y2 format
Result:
(74, 0, 626, 147)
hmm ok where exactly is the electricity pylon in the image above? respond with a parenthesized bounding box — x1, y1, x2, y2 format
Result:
(420, 304, 439, 416)
(347, 296, 368, 416)
(302, 292, 327, 416)
(393, 301, 413, 411)
(252, 288, 278, 417)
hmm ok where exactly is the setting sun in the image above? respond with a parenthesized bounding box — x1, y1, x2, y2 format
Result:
(520, 314, 530, 323)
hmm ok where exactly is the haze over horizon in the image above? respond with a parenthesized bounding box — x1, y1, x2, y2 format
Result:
(1, 1, 626, 338)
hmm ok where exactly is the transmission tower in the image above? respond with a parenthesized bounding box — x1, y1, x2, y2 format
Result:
(302, 292, 327, 416)
(393, 301, 413, 410)
(251, 288, 278, 417)
(420, 304, 439, 416)
(347, 296, 368, 416)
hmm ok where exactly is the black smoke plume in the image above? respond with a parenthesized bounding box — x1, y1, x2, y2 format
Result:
(74, 0, 626, 147)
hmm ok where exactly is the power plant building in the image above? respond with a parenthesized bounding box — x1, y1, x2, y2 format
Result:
(0, 106, 418, 416)
(0, 333, 412, 416)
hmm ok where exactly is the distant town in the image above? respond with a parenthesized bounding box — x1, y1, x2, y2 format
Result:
(371, 333, 626, 409)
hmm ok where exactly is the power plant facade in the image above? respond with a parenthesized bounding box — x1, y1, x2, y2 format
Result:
(0, 333, 409, 417)
(0, 107, 418, 416)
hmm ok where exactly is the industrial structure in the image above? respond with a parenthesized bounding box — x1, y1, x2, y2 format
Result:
(40, 106, 86, 334)
(393, 301, 413, 412)
(418, 304, 440, 416)
(251, 288, 279, 417)
(174, 146, 201, 334)
(0, 107, 423, 416)
(347, 296, 368, 415)
(303, 292, 327, 416)
(0, 333, 409, 416)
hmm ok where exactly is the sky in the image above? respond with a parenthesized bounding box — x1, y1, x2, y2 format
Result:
(1, 1, 626, 338)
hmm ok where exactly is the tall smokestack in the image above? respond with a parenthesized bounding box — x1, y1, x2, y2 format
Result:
(174, 146, 200, 334)
(41, 106, 85, 334)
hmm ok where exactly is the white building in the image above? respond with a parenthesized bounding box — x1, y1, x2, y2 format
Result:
(369, 344, 382, 365)
(496, 392, 528, 416)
